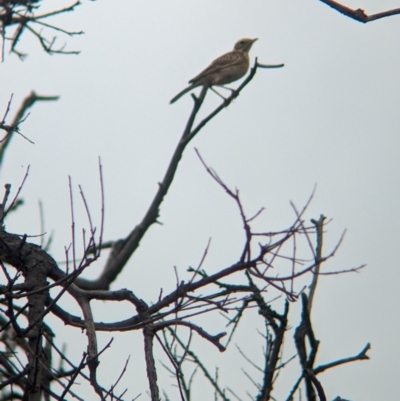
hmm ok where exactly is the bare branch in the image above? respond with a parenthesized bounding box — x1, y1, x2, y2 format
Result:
(154, 320, 226, 352)
(313, 343, 370, 374)
(317, 0, 400, 23)
(0, 92, 59, 166)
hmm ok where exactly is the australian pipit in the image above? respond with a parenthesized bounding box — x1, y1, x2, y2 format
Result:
(170, 38, 258, 104)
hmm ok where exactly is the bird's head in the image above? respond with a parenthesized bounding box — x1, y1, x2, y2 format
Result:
(234, 38, 258, 52)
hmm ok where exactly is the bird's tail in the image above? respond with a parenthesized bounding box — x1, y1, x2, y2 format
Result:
(170, 84, 198, 104)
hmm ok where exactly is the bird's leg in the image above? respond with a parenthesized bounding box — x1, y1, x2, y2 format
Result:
(211, 86, 238, 107)
(210, 86, 227, 100)
(214, 85, 239, 100)
(220, 85, 236, 93)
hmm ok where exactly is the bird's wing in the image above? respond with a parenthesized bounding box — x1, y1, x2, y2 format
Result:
(210, 50, 244, 67)
(189, 50, 245, 84)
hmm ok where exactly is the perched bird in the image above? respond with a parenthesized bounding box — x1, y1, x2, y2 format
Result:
(170, 38, 258, 104)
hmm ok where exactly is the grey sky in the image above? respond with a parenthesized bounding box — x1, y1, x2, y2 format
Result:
(1, 0, 399, 399)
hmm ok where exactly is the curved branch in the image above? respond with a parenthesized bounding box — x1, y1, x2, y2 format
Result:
(0, 92, 59, 166)
(318, 0, 400, 23)
(153, 320, 226, 352)
(77, 59, 277, 290)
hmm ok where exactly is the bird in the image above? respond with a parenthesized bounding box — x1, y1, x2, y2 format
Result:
(170, 38, 258, 104)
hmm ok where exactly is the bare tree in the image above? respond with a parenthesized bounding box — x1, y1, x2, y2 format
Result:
(3, 0, 398, 400)
(0, 63, 369, 401)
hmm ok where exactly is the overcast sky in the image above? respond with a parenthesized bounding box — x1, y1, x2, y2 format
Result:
(1, 0, 400, 400)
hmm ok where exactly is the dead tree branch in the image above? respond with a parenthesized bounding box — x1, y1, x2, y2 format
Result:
(317, 0, 400, 23)
(0, 1, 83, 60)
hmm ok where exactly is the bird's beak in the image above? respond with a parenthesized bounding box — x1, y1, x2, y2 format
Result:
(252, 38, 258, 43)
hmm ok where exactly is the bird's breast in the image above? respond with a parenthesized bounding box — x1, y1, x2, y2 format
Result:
(212, 60, 249, 85)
